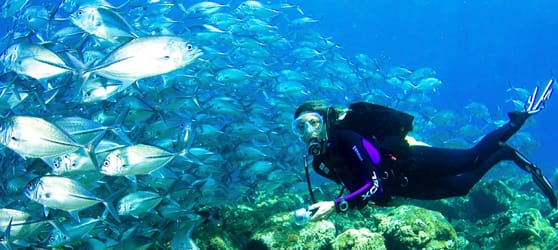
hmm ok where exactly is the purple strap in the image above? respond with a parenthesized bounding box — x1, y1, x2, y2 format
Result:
(362, 138, 380, 164)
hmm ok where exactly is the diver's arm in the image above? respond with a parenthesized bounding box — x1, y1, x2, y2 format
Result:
(333, 130, 384, 212)
(333, 172, 383, 212)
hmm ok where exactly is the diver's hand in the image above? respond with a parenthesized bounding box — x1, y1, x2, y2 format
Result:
(308, 201, 335, 221)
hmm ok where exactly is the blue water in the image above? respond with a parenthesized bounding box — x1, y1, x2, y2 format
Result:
(0, 1, 556, 248)
(0, 1, 556, 168)
(299, 0, 558, 171)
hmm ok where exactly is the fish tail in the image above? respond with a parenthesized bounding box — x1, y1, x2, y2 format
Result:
(108, 106, 132, 145)
(175, 122, 194, 152)
(83, 134, 104, 170)
(46, 219, 69, 237)
(102, 201, 121, 223)
(179, 148, 203, 165)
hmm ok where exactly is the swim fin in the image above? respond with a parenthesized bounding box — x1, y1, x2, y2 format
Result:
(507, 79, 553, 127)
(525, 78, 554, 114)
(513, 149, 557, 208)
(531, 171, 558, 208)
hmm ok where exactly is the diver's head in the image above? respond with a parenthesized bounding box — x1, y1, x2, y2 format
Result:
(293, 101, 330, 155)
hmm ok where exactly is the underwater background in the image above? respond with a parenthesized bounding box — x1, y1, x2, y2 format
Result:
(0, 0, 557, 249)
(299, 0, 558, 170)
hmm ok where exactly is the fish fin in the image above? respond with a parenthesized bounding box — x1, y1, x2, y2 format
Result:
(33, 58, 74, 72)
(68, 211, 81, 223)
(124, 175, 137, 185)
(179, 149, 204, 165)
(114, 0, 131, 9)
(85, 56, 133, 75)
(175, 122, 193, 152)
(101, 201, 121, 223)
(38, 136, 81, 150)
(66, 192, 104, 205)
(46, 219, 70, 238)
(108, 105, 132, 145)
(0, 217, 12, 249)
(64, 51, 86, 71)
(42, 206, 50, 218)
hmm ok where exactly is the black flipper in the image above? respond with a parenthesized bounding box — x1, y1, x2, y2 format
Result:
(512, 149, 557, 208)
(532, 171, 558, 208)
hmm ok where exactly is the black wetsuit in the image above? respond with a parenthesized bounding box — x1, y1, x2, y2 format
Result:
(311, 103, 535, 211)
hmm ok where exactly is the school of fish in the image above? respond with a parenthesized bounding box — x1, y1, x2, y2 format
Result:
(0, 0, 543, 248)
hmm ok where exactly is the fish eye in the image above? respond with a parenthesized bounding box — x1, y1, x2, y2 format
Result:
(77, 10, 82, 15)
(26, 182, 34, 190)
(49, 235, 55, 242)
(186, 44, 193, 51)
(53, 161, 59, 168)
(103, 160, 110, 167)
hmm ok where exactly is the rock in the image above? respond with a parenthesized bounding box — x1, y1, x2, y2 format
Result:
(249, 211, 336, 249)
(332, 228, 386, 250)
(464, 208, 557, 248)
(373, 205, 458, 250)
(495, 224, 544, 250)
(495, 208, 557, 249)
(468, 180, 514, 219)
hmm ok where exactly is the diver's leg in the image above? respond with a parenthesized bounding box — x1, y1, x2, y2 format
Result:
(400, 145, 499, 200)
(409, 146, 477, 176)
(423, 147, 507, 198)
(473, 78, 554, 158)
(470, 112, 528, 158)
(441, 145, 557, 207)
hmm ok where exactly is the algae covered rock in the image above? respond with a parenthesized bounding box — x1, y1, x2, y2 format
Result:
(494, 208, 557, 249)
(332, 228, 386, 250)
(495, 224, 544, 250)
(249, 211, 336, 249)
(373, 205, 458, 250)
(462, 208, 557, 248)
(468, 180, 514, 219)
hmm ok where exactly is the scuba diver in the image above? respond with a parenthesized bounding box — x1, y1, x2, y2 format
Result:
(292, 79, 557, 221)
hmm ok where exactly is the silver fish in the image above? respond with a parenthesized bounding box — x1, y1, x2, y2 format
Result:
(70, 6, 136, 42)
(117, 191, 163, 218)
(1, 0, 29, 18)
(19, 5, 50, 33)
(0, 208, 47, 241)
(45, 218, 100, 248)
(170, 224, 200, 250)
(181, 1, 226, 17)
(86, 36, 202, 82)
(0, 42, 72, 82)
(0, 116, 82, 159)
(54, 116, 111, 144)
(236, 1, 279, 19)
(100, 144, 182, 176)
(43, 149, 98, 176)
(76, 76, 132, 103)
(24, 176, 118, 222)
(215, 68, 250, 83)
(59, 0, 116, 12)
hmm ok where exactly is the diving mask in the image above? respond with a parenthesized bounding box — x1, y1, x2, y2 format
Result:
(293, 112, 327, 155)
(292, 112, 324, 138)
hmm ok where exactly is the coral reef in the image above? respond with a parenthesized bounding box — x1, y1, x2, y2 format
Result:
(332, 228, 386, 250)
(192, 178, 557, 250)
(373, 205, 458, 250)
